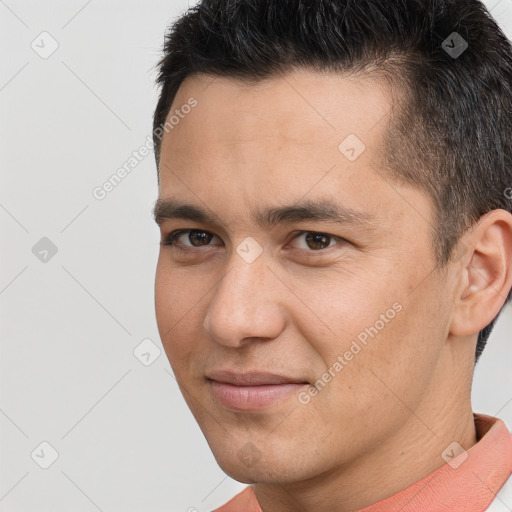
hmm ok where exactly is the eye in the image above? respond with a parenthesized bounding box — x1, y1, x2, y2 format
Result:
(162, 229, 222, 250)
(161, 229, 349, 255)
(287, 231, 348, 252)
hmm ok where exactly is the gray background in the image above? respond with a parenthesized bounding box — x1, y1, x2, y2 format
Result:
(1, 1, 511, 510)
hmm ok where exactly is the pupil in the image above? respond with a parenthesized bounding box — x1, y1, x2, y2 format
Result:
(306, 232, 329, 250)
(190, 231, 211, 246)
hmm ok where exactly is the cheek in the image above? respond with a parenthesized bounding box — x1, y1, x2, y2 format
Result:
(154, 259, 212, 374)
(292, 266, 439, 404)
(327, 288, 445, 414)
(154, 258, 197, 329)
(154, 261, 172, 332)
(297, 304, 435, 457)
(290, 268, 399, 359)
(154, 260, 192, 362)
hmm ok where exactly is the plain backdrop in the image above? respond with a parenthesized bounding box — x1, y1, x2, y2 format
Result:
(1, 1, 511, 510)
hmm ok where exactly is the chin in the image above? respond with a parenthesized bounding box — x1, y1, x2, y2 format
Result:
(214, 458, 292, 485)
(208, 437, 318, 485)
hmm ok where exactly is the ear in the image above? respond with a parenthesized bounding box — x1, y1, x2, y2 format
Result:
(450, 209, 512, 337)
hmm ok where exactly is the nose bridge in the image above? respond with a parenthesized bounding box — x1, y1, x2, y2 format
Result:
(203, 251, 283, 347)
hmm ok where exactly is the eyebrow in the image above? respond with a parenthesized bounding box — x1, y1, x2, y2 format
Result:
(153, 198, 376, 230)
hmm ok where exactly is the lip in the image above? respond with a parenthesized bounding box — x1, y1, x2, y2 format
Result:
(206, 370, 308, 386)
(206, 370, 309, 410)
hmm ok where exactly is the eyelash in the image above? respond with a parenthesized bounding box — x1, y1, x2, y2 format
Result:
(161, 229, 349, 255)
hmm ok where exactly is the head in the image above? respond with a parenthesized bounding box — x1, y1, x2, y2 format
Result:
(152, 0, 512, 486)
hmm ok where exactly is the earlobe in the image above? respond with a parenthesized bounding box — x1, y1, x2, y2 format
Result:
(449, 210, 512, 338)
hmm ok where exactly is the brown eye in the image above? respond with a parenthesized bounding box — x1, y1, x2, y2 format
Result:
(187, 230, 213, 246)
(304, 233, 332, 250)
(164, 229, 220, 249)
(289, 231, 347, 251)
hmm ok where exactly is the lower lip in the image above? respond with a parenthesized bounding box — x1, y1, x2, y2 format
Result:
(208, 380, 308, 410)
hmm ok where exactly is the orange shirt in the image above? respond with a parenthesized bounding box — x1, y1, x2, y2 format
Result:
(213, 413, 512, 512)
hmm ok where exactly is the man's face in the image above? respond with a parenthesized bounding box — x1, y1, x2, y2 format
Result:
(154, 70, 457, 484)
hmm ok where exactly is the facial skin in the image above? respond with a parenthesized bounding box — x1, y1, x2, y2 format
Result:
(154, 69, 512, 512)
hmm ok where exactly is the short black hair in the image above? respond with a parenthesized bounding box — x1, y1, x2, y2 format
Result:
(152, 0, 512, 363)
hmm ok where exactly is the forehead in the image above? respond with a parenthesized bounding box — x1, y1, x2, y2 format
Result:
(162, 69, 392, 157)
(159, 70, 391, 178)
(156, 69, 429, 230)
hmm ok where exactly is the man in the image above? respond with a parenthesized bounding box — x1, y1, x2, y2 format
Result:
(151, 0, 512, 510)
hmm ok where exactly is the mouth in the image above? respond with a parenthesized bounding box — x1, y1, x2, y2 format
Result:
(206, 370, 310, 411)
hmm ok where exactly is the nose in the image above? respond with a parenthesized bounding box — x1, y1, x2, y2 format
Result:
(202, 253, 286, 348)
